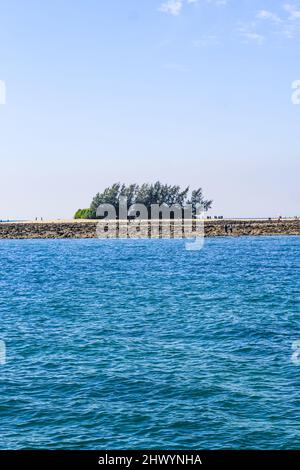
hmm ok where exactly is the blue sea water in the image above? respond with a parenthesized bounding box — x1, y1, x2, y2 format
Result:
(0, 236, 299, 450)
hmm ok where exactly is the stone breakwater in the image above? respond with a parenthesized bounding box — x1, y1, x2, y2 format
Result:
(0, 219, 300, 239)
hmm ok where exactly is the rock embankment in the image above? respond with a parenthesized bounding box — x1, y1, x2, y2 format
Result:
(0, 219, 299, 239)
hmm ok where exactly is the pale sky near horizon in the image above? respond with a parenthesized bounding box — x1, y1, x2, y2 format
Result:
(0, 0, 300, 220)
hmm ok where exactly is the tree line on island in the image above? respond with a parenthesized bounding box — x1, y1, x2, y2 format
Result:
(74, 182, 213, 219)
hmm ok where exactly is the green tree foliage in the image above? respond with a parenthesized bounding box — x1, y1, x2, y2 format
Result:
(188, 188, 212, 214)
(74, 208, 91, 219)
(82, 182, 212, 219)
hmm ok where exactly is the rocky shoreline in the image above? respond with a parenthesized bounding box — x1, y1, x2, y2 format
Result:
(0, 219, 300, 239)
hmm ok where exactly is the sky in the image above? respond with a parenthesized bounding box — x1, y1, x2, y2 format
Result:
(0, 0, 300, 220)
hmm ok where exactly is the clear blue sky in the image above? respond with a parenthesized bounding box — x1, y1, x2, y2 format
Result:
(0, 0, 299, 219)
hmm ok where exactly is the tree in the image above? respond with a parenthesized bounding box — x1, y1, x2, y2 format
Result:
(188, 188, 213, 215)
(79, 182, 212, 219)
(74, 208, 91, 219)
(89, 183, 124, 218)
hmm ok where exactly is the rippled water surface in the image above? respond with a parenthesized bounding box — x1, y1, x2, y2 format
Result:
(0, 237, 299, 449)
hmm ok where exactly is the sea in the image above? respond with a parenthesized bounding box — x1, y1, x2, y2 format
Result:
(0, 236, 299, 449)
